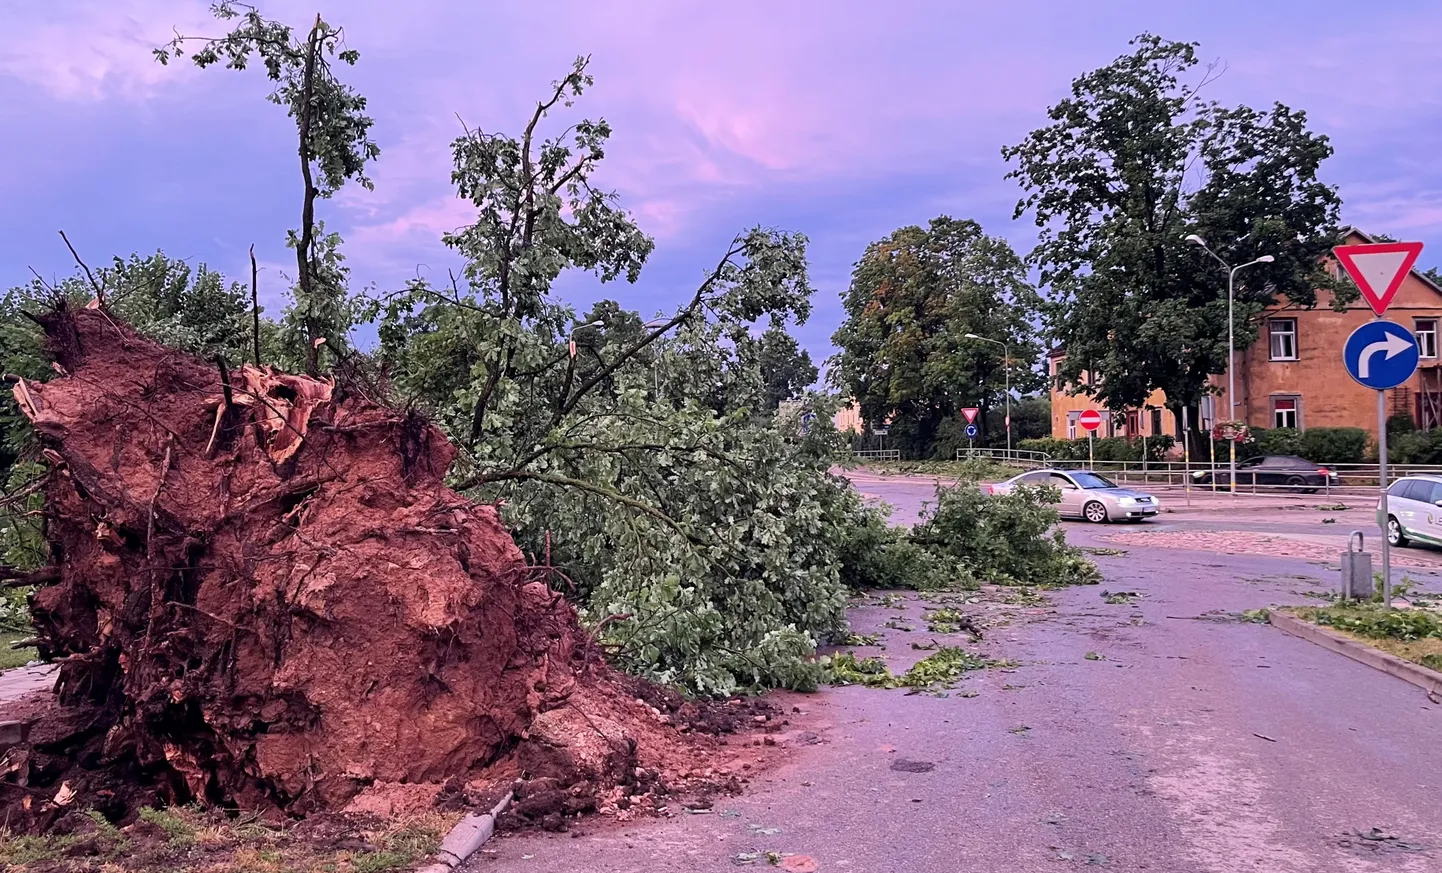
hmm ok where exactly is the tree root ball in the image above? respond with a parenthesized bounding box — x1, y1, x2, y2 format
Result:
(0, 303, 705, 829)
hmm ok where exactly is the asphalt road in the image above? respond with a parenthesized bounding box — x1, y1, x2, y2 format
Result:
(466, 475, 1442, 873)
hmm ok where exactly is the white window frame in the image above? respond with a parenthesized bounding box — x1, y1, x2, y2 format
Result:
(1066, 411, 1079, 439)
(1271, 395, 1300, 430)
(1416, 318, 1438, 359)
(1268, 318, 1298, 361)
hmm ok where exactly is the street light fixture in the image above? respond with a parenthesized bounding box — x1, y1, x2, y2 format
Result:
(643, 320, 668, 392)
(963, 333, 1011, 454)
(1184, 234, 1276, 494)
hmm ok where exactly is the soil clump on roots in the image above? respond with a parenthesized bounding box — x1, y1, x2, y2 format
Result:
(0, 303, 758, 834)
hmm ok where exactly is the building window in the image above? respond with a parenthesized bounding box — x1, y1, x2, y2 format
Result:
(1271, 396, 1300, 430)
(1416, 319, 1438, 359)
(1066, 411, 1079, 440)
(1125, 411, 1139, 434)
(1269, 318, 1298, 361)
(1150, 408, 1163, 436)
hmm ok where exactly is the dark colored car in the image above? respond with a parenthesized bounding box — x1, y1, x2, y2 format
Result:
(1190, 455, 1340, 492)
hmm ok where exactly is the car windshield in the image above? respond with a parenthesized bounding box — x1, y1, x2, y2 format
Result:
(1071, 472, 1118, 489)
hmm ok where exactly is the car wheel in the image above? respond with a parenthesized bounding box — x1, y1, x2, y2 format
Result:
(1083, 501, 1109, 524)
(1285, 474, 1306, 493)
(1387, 516, 1409, 548)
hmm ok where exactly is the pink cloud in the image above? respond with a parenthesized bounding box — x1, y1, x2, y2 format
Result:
(0, 0, 215, 100)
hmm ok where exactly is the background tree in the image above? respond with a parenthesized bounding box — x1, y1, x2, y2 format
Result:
(830, 216, 1044, 457)
(1003, 33, 1343, 428)
(158, 1, 379, 373)
(753, 325, 818, 411)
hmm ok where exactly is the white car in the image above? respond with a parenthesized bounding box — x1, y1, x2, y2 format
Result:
(1378, 474, 1442, 547)
(989, 468, 1161, 523)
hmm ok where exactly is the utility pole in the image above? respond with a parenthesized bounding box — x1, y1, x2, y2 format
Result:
(1185, 235, 1274, 495)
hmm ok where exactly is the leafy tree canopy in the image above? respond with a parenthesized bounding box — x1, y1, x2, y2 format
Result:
(1002, 33, 1344, 413)
(158, 1, 380, 374)
(830, 216, 1043, 457)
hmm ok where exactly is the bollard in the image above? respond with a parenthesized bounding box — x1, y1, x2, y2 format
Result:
(1340, 530, 1374, 601)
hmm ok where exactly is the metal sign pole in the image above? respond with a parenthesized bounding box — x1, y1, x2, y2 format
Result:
(1378, 389, 1391, 607)
(1088, 430, 1094, 468)
(1182, 406, 1192, 507)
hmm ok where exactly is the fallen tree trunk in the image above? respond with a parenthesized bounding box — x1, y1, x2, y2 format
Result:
(2, 303, 731, 830)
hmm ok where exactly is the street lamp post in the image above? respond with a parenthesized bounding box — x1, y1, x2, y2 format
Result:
(963, 333, 1010, 455)
(644, 319, 667, 393)
(1183, 235, 1274, 495)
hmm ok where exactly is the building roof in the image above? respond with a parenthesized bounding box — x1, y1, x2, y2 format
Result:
(1339, 226, 1442, 296)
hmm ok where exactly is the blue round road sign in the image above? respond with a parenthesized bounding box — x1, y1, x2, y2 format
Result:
(964, 424, 978, 438)
(1343, 320, 1419, 390)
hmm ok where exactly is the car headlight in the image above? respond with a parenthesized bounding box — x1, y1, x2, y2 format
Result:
(1117, 497, 1137, 505)
(1191, 471, 1206, 479)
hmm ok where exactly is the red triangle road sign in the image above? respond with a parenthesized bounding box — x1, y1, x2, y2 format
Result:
(961, 407, 979, 424)
(1333, 241, 1424, 317)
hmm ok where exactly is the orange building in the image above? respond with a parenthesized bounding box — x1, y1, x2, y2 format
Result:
(1049, 228, 1442, 442)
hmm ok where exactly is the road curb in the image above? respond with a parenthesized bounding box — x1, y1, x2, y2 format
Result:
(416, 790, 513, 873)
(1268, 610, 1442, 696)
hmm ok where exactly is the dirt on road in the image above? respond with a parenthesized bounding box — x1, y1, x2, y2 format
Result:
(462, 497, 1442, 872)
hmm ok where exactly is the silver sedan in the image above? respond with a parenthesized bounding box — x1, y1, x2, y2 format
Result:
(988, 468, 1161, 523)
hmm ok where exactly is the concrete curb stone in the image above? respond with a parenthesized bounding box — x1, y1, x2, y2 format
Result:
(1268, 609, 1442, 696)
(416, 790, 513, 873)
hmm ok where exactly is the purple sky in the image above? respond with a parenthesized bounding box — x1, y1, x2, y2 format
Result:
(3, 0, 1441, 373)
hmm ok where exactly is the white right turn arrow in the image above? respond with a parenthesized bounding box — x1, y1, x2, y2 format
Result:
(1358, 331, 1414, 378)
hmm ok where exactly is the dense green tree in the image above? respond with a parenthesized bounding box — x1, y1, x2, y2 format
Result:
(158, 1, 379, 373)
(1002, 34, 1343, 424)
(830, 217, 1043, 457)
(753, 325, 818, 411)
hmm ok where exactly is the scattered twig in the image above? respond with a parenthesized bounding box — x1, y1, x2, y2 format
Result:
(1, 567, 60, 588)
(143, 438, 175, 643)
(1253, 733, 1277, 743)
(249, 244, 262, 367)
(58, 230, 104, 304)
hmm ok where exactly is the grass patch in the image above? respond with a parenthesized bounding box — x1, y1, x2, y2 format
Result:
(0, 631, 37, 671)
(863, 459, 1027, 481)
(1284, 602, 1442, 673)
(0, 806, 458, 873)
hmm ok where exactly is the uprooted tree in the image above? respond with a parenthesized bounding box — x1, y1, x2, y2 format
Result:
(0, 3, 1102, 829)
(3, 304, 746, 830)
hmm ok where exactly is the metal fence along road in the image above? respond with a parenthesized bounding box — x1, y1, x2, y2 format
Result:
(851, 449, 902, 461)
(950, 449, 1442, 496)
(1048, 460, 1442, 496)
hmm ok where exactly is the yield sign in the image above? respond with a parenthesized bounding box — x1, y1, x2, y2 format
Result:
(961, 407, 980, 424)
(1333, 241, 1424, 316)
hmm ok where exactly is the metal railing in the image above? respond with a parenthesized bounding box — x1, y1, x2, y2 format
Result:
(1042, 459, 1442, 496)
(851, 449, 902, 461)
(955, 447, 1052, 468)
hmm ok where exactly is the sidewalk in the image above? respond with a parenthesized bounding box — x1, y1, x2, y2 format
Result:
(0, 663, 56, 706)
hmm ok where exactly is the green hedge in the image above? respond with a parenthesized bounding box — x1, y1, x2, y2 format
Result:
(1235, 427, 1367, 464)
(1019, 435, 1174, 463)
(1385, 429, 1442, 464)
(1022, 427, 1371, 465)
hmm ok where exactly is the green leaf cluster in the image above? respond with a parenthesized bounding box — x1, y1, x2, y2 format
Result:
(911, 484, 1102, 588)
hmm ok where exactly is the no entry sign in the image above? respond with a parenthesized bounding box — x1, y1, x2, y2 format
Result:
(1079, 409, 1103, 432)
